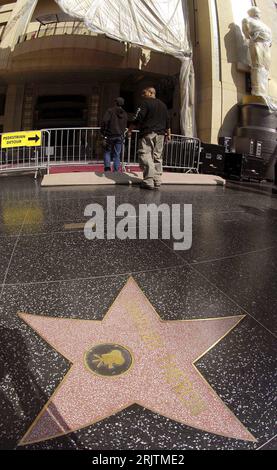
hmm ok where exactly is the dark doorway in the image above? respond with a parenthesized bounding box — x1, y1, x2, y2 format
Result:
(34, 95, 88, 129)
(119, 90, 135, 114)
(0, 94, 6, 116)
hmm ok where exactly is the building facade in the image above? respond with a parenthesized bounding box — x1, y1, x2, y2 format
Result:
(0, 0, 276, 143)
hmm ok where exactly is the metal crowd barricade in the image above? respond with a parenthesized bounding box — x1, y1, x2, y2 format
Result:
(124, 132, 201, 173)
(41, 127, 102, 172)
(162, 134, 201, 172)
(0, 130, 51, 178)
(122, 130, 140, 170)
(1, 127, 201, 176)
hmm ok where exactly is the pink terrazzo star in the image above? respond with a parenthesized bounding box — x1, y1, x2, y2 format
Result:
(19, 277, 256, 445)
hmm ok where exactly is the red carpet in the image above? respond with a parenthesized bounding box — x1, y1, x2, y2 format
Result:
(49, 165, 140, 174)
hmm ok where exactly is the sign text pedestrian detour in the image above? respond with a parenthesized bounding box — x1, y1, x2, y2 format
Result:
(1, 131, 41, 148)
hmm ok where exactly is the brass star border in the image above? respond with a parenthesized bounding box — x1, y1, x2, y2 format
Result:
(18, 277, 256, 445)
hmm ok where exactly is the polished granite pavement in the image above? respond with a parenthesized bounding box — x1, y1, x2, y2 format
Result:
(0, 175, 276, 450)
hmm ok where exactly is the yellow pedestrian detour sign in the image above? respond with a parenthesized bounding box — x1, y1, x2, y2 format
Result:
(1, 131, 42, 149)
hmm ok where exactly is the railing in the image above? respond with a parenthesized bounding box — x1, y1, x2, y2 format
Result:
(0, 127, 201, 176)
(17, 22, 96, 44)
(163, 135, 201, 172)
(41, 127, 102, 168)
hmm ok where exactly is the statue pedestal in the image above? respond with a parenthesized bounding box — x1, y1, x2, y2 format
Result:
(233, 96, 277, 181)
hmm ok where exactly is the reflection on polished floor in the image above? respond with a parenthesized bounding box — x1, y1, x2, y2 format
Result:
(0, 175, 276, 450)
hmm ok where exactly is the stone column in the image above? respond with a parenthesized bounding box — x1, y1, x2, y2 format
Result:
(21, 85, 35, 130)
(88, 88, 100, 128)
(3, 84, 25, 132)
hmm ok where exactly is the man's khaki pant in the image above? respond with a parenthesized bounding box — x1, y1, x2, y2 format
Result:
(138, 133, 164, 187)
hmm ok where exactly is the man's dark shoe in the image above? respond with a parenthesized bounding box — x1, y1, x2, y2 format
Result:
(104, 167, 111, 172)
(140, 182, 155, 190)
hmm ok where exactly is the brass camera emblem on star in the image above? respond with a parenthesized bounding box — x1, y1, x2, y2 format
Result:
(85, 344, 133, 377)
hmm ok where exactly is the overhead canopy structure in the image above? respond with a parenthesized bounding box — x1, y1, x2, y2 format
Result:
(55, 0, 196, 136)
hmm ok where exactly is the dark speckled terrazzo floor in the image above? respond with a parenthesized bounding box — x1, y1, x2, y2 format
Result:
(0, 175, 276, 450)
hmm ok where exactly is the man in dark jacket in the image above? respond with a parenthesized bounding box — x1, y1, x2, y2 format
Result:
(129, 87, 171, 189)
(101, 97, 128, 172)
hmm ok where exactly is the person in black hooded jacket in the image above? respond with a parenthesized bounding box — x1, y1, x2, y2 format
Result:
(101, 97, 128, 172)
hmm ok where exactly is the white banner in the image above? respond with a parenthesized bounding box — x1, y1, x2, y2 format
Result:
(56, 0, 195, 136)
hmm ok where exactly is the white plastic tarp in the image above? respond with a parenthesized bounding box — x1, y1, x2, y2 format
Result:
(0, 0, 38, 50)
(55, 0, 196, 136)
(0, 0, 38, 69)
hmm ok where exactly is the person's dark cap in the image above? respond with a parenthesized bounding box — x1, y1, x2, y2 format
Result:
(115, 97, 125, 106)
